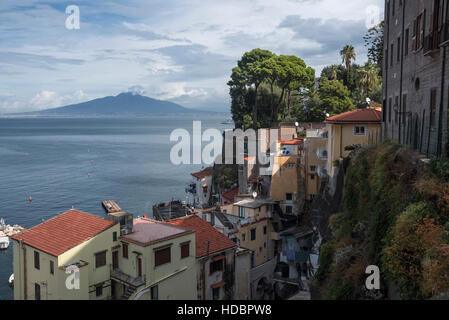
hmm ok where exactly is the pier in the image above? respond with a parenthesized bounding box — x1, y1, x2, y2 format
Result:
(102, 200, 123, 214)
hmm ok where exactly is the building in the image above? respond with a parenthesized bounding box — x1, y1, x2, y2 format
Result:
(114, 218, 197, 300)
(383, 0, 449, 157)
(165, 215, 237, 300)
(191, 167, 214, 208)
(325, 108, 382, 177)
(12, 209, 120, 300)
(302, 129, 328, 201)
(270, 138, 304, 215)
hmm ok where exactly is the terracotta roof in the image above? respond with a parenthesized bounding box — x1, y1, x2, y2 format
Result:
(277, 138, 304, 145)
(324, 108, 382, 124)
(121, 218, 192, 247)
(165, 215, 236, 258)
(11, 210, 117, 257)
(191, 167, 214, 179)
(222, 187, 239, 204)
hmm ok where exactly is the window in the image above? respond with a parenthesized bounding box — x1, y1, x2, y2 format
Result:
(264, 226, 267, 235)
(310, 174, 315, 180)
(390, 43, 394, 67)
(385, 49, 389, 70)
(113, 232, 117, 242)
(50, 261, 54, 275)
(389, 98, 392, 122)
(431, 88, 438, 127)
(151, 285, 158, 300)
(405, 28, 409, 56)
(250, 228, 256, 241)
(34, 251, 40, 270)
(213, 287, 220, 300)
(123, 243, 128, 259)
(96, 285, 103, 297)
(202, 186, 208, 194)
(354, 126, 366, 136)
(181, 242, 190, 259)
(310, 166, 316, 172)
(402, 94, 407, 124)
(242, 233, 246, 242)
(238, 206, 245, 218)
(286, 193, 293, 201)
(286, 206, 293, 214)
(395, 96, 399, 124)
(155, 247, 171, 267)
(397, 37, 401, 62)
(35, 283, 41, 300)
(95, 251, 107, 268)
(210, 259, 224, 274)
(392, 0, 395, 16)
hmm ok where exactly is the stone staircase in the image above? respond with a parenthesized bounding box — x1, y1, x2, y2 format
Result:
(121, 284, 138, 300)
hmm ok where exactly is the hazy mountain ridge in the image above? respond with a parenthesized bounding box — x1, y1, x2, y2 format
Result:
(16, 92, 210, 116)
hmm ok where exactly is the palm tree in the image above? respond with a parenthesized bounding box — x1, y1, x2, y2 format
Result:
(359, 64, 379, 98)
(340, 45, 356, 81)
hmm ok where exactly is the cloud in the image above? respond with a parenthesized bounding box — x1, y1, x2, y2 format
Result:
(0, 0, 384, 113)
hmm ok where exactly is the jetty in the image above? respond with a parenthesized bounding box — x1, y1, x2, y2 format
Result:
(153, 201, 194, 221)
(102, 200, 123, 214)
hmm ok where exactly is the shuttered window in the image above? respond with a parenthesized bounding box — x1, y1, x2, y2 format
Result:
(430, 88, 438, 127)
(34, 251, 40, 270)
(95, 251, 107, 268)
(181, 243, 190, 259)
(155, 247, 171, 267)
(122, 243, 128, 259)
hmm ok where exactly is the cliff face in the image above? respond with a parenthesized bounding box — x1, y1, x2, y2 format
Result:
(311, 142, 449, 300)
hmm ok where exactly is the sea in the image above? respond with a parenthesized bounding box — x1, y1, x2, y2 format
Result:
(0, 115, 232, 300)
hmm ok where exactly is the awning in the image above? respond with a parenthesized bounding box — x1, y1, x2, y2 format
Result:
(212, 255, 225, 262)
(211, 280, 226, 289)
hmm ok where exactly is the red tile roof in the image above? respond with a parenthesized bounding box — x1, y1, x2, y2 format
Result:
(191, 167, 214, 179)
(165, 215, 236, 258)
(11, 210, 117, 257)
(222, 187, 239, 204)
(277, 138, 304, 145)
(324, 108, 382, 124)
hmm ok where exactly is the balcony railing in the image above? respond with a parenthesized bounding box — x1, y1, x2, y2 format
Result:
(424, 31, 440, 55)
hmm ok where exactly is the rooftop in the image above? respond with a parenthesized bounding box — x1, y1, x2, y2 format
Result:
(191, 167, 214, 179)
(122, 218, 192, 246)
(234, 198, 276, 209)
(165, 215, 236, 258)
(11, 209, 117, 257)
(222, 187, 239, 204)
(324, 108, 382, 125)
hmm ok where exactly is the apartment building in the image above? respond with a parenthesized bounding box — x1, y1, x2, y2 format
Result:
(12, 210, 120, 300)
(383, 0, 449, 156)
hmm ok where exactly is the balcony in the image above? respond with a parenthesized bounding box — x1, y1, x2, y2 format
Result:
(110, 268, 145, 288)
(424, 31, 440, 55)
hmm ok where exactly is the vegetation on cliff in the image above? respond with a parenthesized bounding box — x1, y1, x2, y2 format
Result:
(314, 142, 449, 299)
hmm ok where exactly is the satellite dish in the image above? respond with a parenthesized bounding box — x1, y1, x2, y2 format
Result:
(295, 122, 299, 127)
(366, 97, 371, 105)
(325, 113, 330, 118)
(252, 191, 258, 199)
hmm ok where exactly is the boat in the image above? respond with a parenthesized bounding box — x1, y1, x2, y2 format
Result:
(8, 274, 14, 289)
(0, 218, 5, 231)
(221, 119, 234, 125)
(0, 237, 9, 250)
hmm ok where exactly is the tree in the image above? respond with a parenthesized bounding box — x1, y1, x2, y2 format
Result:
(359, 62, 379, 97)
(363, 21, 384, 74)
(318, 78, 355, 116)
(340, 45, 356, 82)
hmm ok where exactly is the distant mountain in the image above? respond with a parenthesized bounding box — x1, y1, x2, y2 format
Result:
(25, 92, 201, 116)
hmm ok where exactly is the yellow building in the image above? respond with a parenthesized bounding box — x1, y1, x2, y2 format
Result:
(114, 218, 197, 300)
(325, 108, 382, 177)
(303, 129, 328, 200)
(12, 210, 197, 300)
(12, 209, 120, 300)
(269, 138, 303, 215)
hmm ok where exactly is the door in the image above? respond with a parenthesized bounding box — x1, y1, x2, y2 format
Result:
(137, 257, 142, 278)
(112, 251, 119, 270)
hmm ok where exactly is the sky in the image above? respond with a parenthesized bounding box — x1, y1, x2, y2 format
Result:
(0, 0, 384, 113)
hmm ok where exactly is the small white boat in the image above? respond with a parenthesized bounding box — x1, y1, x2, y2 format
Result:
(8, 274, 14, 289)
(0, 218, 5, 231)
(0, 237, 9, 250)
